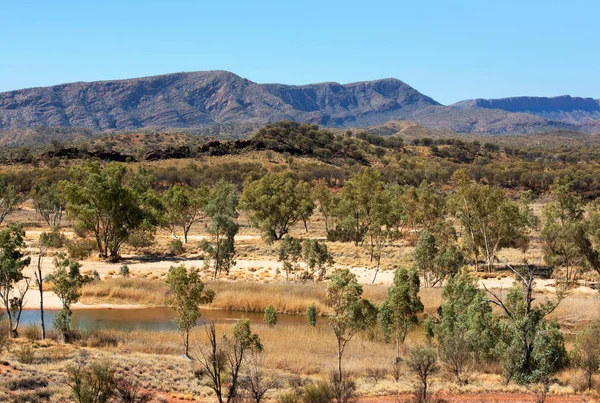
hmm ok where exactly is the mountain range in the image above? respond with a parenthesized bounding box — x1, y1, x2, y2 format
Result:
(0, 70, 598, 146)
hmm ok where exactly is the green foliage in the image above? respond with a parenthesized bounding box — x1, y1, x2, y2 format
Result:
(61, 162, 160, 260)
(541, 179, 597, 282)
(264, 305, 277, 327)
(327, 269, 378, 383)
(378, 268, 423, 360)
(162, 184, 208, 243)
(39, 228, 65, 248)
(413, 229, 463, 287)
(241, 171, 313, 242)
(166, 265, 214, 356)
(493, 266, 568, 384)
(196, 319, 262, 403)
(435, 273, 498, 362)
(306, 304, 317, 327)
(66, 238, 96, 259)
(168, 238, 184, 256)
(0, 175, 22, 225)
(0, 225, 31, 338)
(119, 265, 130, 277)
(66, 358, 116, 403)
(30, 176, 65, 227)
(449, 169, 537, 271)
(201, 181, 239, 280)
(278, 235, 302, 282)
(46, 253, 83, 339)
(301, 239, 334, 281)
(572, 321, 600, 390)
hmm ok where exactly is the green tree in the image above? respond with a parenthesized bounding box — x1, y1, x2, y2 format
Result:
(162, 184, 208, 243)
(166, 265, 215, 357)
(449, 170, 536, 272)
(263, 305, 277, 327)
(302, 239, 334, 281)
(485, 264, 568, 384)
(541, 180, 594, 282)
(433, 273, 499, 384)
(240, 171, 314, 242)
(331, 169, 384, 246)
(306, 304, 317, 327)
(327, 269, 378, 385)
(0, 176, 22, 226)
(201, 181, 239, 280)
(400, 181, 444, 243)
(30, 177, 65, 227)
(0, 224, 30, 338)
(61, 162, 160, 260)
(378, 268, 424, 361)
(46, 253, 83, 340)
(413, 230, 463, 287)
(196, 319, 262, 403)
(278, 235, 302, 282)
(312, 180, 335, 233)
(572, 321, 600, 390)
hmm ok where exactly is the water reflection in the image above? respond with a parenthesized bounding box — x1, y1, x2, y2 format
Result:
(20, 308, 322, 332)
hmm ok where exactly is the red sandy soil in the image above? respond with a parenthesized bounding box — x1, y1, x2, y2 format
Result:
(158, 392, 599, 403)
(359, 393, 599, 402)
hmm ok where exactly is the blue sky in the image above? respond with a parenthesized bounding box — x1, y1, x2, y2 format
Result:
(1, 0, 598, 104)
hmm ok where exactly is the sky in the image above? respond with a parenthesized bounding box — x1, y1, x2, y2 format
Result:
(1, 0, 598, 105)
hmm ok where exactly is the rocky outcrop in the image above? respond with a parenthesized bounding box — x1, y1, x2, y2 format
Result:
(0, 71, 439, 132)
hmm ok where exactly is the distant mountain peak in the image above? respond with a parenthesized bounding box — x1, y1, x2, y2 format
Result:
(452, 95, 600, 123)
(0, 71, 438, 131)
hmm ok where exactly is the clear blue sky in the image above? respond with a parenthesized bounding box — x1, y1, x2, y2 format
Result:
(1, 0, 598, 105)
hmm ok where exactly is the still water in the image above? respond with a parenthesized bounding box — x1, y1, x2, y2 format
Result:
(20, 308, 319, 332)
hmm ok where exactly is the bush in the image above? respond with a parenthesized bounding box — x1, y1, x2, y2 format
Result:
(264, 305, 277, 327)
(66, 239, 96, 259)
(17, 344, 35, 364)
(40, 229, 65, 248)
(23, 323, 41, 341)
(168, 239, 184, 256)
(302, 381, 334, 403)
(277, 391, 301, 403)
(328, 372, 356, 403)
(306, 304, 317, 327)
(126, 227, 155, 249)
(66, 357, 115, 403)
(119, 265, 130, 278)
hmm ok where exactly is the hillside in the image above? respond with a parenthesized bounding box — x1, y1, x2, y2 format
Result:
(1, 71, 599, 145)
(0, 71, 439, 131)
(452, 95, 600, 124)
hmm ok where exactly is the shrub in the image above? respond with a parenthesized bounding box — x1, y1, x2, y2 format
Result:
(66, 358, 115, 403)
(168, 239, 184, 256)
(306, 304, 317, 327)
(301, 381, 334, 403)
(23, 323, 41, 341)
(264, 305, 277, 327)
(119, 265, 130, 278)
(17, 344, 35, 364)
(40, 229, 65, 248)
(67, 239, 96, 259)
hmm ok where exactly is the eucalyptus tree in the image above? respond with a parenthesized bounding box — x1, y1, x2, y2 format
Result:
(0, 225, 30, 338)
(240, 171, 313, 242)
(327, 269, 378, 385)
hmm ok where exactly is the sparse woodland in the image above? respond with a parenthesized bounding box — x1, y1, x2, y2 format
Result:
(0, 121, 600, 402)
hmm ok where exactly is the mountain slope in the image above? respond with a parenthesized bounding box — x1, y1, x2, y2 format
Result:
(452, 95, 600, 124)
(0, 71, 440, 131)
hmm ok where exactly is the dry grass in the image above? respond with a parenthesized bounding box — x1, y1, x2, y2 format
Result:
(81, 277, 169, 305)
